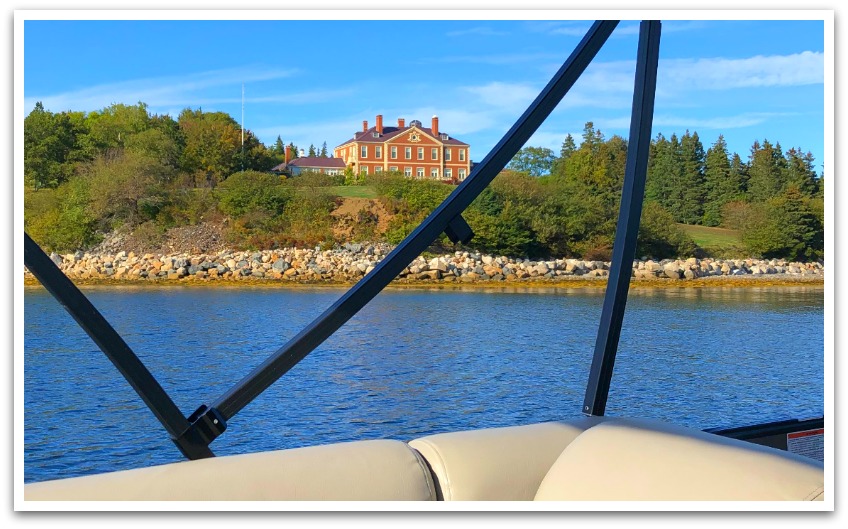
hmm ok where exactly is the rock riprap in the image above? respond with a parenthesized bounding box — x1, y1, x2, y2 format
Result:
(26, 245, 824, 283)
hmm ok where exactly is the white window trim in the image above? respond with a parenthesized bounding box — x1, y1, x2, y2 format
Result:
(416, 167, 425, 178)
(445, 148, 451, 161)
(390, 166, 398, 172)
(459, 149, 466, 161)
(430, 168, 439, 178)
(417, 147, 424, 160)
(374, 166, 382, 173)
(404, 167, 412, 177)
(375, 146, 382, 159)
(361, 166, 369, 175)
(445, 168, 452, 179)
(431, 148, 438, 160)
(361, 145, 368, 158)
(391, 146, 397, 159)
(405, 147, 412, 159)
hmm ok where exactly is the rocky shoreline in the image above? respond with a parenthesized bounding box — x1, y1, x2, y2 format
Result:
(24, 243, 824, 287)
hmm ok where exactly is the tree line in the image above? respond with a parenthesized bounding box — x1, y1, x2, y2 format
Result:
(507, 123, 823, 261)
(23, 102, 823, 261)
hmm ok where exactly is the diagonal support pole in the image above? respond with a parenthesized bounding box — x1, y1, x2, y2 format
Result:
(582, 20, 662, 417)
(23, 233, 217, 459)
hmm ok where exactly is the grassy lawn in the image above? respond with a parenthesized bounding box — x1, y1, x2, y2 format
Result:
(324, 185, 378, 199)
(678, 223, 745, 257)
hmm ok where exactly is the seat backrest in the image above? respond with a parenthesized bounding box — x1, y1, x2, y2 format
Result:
(534, 418, 824, 501)
(409, 417, 605, 501)
(25, 439, 437, 501)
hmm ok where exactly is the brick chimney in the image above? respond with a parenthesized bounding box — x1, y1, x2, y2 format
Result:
(376, 114, 383, 135)
(432, 115, 439, 136)
(285, 145, 291, 164)
(362, 120, 368, 132)
(398, 118, 405, 128)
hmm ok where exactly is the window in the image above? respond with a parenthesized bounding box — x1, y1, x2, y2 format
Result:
(431, 168, 439, 179)
(375, 146, 382, 159)
(350, 147, 354, 157)
(431, 148, 438, 160)
(444, 168, 452, 179)
(391, 146, 397, 159)
(459, 149, 466, 161)
(417, 167, 425, 178)
(445, 148, 451, 161)
(361, 145, 367, 158)
(417, 147, 424, 160)
(375, 166, 382, 173)
(361, 166, 368, 175)
(458, 168, 466, 179)
(404, 167, 412, 177)
(390, 166, 398, 172)
(405, 147, 412, 159)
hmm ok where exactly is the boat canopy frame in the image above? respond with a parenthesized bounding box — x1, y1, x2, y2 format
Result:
(24, 20, 663, 461)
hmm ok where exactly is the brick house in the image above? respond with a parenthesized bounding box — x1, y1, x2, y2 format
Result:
(333, 115, 471, 182)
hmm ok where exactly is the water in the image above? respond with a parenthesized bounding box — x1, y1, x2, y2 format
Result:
(23, 285, 824, 484)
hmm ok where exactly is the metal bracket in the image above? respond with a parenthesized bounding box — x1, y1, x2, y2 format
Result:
(171, 405, 227, 459)
(444, 214, 474, 244)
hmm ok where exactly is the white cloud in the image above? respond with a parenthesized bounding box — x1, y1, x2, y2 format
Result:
(24, 66, 299, 113)
(462, 82, 539, 111)
(597, 112, 795, 131)
(661, 52, 824, 90)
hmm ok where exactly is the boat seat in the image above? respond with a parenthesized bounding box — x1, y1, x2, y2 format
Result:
(408, 417, 606, 500)
(24, 439, 437, 501)
(533, 418, 825, 501)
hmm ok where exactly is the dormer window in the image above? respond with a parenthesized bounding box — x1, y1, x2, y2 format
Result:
(440, 133, 449, 140)
(372, 132, 380, 138)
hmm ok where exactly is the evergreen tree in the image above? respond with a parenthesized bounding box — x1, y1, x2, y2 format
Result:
(320, 141, 328, 158)
(273, 135, 285, 155)
(308, 144, 317, 157)
(729, 152, 748, 195)
(702, 135, 742, 226)
(783, 147, 818, 197)
(646, 133, 684, 220)
(560, 134, 577, 160)
(747, 139, 787, 202)
(678, 130, 706, 224)
(287, 142, 299, 159)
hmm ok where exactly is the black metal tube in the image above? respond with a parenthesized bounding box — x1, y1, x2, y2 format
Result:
(23, 233, 215, 459)
(213, 20, 620, 420)
(582, 20, 662, 416)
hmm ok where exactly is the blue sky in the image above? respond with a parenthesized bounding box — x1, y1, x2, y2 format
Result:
(22, 14, 826, 171)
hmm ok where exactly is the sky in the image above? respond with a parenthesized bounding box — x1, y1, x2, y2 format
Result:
(20, 12, 827, 172)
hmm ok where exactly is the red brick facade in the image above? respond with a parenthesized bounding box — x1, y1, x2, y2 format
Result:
(334, 115, 471, 182)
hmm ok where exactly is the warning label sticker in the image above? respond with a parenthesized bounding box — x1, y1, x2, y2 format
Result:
(787, 428, 824, 462)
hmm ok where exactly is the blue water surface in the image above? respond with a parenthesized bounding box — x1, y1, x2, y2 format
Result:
(23, 285, 824, 483)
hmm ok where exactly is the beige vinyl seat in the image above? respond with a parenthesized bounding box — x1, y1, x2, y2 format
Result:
(24, 417, 824, 502)
(24, 439, 437, 501)
(408, 417, 606, 500)
(533, 418, 824, 501)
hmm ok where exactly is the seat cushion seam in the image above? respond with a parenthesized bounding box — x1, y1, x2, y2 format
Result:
(407, 444, 437, 501)
(414, 439, 452, 501)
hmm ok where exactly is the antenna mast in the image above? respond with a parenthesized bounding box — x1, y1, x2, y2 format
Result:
(241, 83, 245, 172)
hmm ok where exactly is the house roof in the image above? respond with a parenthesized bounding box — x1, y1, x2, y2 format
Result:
(271, 157, 346, 172)
(289, 157, 346, 168)
(336, 124, 469, 148)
